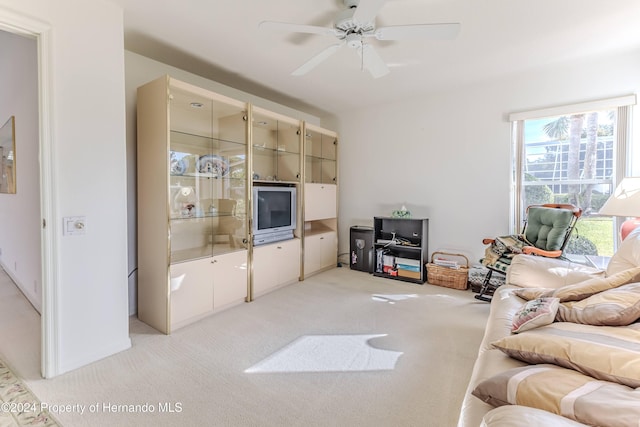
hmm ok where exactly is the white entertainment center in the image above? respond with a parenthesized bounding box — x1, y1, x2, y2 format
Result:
(136, 76, 338, 334)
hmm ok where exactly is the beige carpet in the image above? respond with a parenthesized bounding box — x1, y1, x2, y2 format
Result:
(1, 267, 490, 427)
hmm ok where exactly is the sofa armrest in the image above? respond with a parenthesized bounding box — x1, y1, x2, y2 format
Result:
(506, 254, 604, 289)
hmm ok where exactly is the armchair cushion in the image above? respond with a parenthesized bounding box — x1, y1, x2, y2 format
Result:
(523, 207, 575, 251)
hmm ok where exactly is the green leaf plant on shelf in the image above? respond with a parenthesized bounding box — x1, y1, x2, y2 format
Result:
(391, 205, 411, 219)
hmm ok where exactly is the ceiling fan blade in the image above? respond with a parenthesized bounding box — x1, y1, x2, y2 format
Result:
(374, 23, 461, 40)
(357, 44, 390, 79)
(353, 0, 387, 25)
(292, 43, 344, 76)
(259, 21, 343, 37)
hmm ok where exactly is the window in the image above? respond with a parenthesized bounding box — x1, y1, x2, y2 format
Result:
(510, 96, 636, 257)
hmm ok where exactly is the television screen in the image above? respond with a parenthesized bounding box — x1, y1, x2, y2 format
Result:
(257, 190, 293, 230)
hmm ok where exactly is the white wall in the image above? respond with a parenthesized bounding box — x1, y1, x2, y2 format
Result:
(0, 0, 131, 376)
(0, 30, 41, 311)
(330, 48, 640, 265)
(124, 51, 321, 315)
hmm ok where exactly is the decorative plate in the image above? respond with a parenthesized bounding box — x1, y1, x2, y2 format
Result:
(197, 154, 229, 177)
(170, 156, 186, 175)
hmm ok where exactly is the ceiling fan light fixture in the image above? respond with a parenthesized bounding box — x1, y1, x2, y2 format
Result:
(259, 0, 460, 78)
(345, 33, 362, 49)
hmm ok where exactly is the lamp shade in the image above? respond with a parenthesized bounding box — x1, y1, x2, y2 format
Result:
(599, 177, 640, 217)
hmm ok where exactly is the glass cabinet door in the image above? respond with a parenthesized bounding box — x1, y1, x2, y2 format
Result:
(252, 108, 301, 183)
(304, 125, 337, 184)
(168, 83, 247, 263)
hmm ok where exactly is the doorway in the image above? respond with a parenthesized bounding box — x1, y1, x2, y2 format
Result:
(0, 8, 56, 378)
(0, 28, 41, 378)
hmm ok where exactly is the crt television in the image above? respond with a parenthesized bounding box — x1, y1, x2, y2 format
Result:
(252, 186, 297, 245)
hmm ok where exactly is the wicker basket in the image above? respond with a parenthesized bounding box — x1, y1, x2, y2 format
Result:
(427, 252, 469, 290)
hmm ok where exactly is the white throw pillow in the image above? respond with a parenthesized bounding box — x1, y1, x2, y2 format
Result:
(511, 297, 560, 333)
(607, 227, 640, 275)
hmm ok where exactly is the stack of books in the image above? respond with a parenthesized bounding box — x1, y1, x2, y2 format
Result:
(382, 254, 396, 273)
(396, 257, 421, 279)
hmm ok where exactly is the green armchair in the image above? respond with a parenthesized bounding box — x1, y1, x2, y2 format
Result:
(475, 203, 582, 302)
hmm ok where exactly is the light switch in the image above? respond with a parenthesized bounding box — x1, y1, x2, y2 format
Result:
(63, 216, 87, 235)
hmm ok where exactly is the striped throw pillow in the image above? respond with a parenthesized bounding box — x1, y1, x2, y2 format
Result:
(473, 364, 640, 427)
(492, 322, 640, 388)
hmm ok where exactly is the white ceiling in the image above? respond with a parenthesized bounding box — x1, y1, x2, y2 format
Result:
(107, 0, 640, 118)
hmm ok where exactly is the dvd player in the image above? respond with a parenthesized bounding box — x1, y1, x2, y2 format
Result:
(253, 230, 294, 246)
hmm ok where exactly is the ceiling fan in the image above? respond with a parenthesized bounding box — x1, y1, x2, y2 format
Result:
(259, 0, 460, 78)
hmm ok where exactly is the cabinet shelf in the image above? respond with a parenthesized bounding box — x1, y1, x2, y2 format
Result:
(252, 145, 300, 155)
(252, 179, 299, 185)
(305, 154, 336, 161)
(169, 212, 243, 221)
(304, 226, 335, 237)
(374, 242, 422, 251)
(170, 129, 246, 147)
(170, 174, 246, 180)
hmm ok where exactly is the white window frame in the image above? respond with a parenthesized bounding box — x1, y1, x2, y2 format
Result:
(509, 95, 636, 249)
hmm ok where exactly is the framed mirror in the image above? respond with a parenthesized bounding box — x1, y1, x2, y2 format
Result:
(0, 116, 16, 194)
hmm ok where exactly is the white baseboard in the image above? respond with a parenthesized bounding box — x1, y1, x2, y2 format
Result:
(59, 337, 132, 376)
(0, 259, 41, 313)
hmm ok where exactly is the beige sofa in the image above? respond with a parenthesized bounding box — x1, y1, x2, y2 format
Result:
(458, 227, 640, 427)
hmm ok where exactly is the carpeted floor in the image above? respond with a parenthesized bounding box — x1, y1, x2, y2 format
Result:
(1, 267, 490, 427)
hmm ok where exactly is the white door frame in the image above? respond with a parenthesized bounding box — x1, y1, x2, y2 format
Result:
(0, 7, 58, 378)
